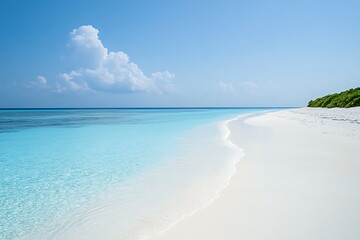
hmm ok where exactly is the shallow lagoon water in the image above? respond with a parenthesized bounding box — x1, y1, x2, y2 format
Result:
(0, 108, 271, 240)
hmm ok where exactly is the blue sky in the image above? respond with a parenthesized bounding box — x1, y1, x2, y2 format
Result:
(0, 0, 359, 107)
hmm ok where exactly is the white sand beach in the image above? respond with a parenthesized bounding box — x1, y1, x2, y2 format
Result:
(149, 107, 360, 240)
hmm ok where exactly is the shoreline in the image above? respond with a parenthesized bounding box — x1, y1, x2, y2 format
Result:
(149, 107, 360, 240)
(147, 115, 246, 239)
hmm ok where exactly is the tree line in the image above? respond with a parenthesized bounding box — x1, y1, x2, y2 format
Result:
(308, 87, 360, 108)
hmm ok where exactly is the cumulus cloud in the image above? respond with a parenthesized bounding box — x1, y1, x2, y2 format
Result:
(151, 71, 178, 93)
(38, 25, 175, 94)
(67, 25, 108, 69)
(58, 71, 88, 92)
(151, 71, 175, 81)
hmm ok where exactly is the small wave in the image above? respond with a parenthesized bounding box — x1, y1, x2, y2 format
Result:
(142, 115, 245, 239)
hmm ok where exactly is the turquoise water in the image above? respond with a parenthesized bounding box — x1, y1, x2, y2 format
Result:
(0, 108, 271, 240)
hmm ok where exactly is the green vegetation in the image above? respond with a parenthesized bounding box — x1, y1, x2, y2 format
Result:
(308, 87, 360, 108)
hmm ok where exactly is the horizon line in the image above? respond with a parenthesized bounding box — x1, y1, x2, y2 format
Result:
(0, 106, 300, 110)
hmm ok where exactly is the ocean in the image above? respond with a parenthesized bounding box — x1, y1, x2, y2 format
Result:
(0, 108, 272, 240)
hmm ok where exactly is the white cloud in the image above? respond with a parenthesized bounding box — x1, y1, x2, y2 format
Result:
(31, 75, 48, 89)
(151, 71, 178, 93)
(37, 76, 47, 85)
(39, 25, 175, 94)
(67, 25, 108, 69)
(151, 71, 175, 81)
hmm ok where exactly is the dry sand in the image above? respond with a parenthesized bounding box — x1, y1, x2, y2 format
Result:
(149, 107, 360, 240)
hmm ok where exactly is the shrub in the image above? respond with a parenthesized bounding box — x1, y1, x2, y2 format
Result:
(308, 87, 360, 108)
